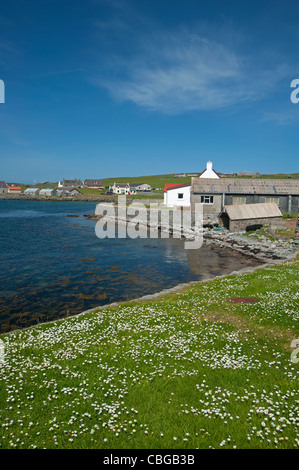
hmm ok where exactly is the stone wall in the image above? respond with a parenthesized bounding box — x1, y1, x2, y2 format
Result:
(191, 194, 222, 214)
(191, 193, 299, 215)
(229, 216, 283, 232)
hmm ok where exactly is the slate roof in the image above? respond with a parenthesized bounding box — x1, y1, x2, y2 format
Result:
(192, 178, 299, 195)
(84, 179, 103, 186)
(39, 189, 56, 194)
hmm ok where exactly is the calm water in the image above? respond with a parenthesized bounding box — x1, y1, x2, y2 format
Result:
(0, 200, 259, 332)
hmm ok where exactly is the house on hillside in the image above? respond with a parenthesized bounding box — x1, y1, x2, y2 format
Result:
(164, 183, 191, 208)
(191, 177, 299, 216)
(109, 182, 130, 195)
(130, 183, 152, 192)
(59, 179, 82, 188)
(56, 189, 70, 197)
(8, 185, 22, 194)
(219, 202, 283, 232)
(84, 179, 104, 189)
(0, 181, 8, 194)
(57, 187, 81, 196)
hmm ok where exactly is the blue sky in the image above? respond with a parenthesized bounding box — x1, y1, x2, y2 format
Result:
(0, 0, 298, 183)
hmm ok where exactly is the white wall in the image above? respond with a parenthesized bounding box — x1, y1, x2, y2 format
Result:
(164, 186, 191, 207)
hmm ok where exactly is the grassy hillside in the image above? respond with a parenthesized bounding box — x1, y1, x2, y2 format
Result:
(101, 174, 192, 193)
(7, 172, 299, 194)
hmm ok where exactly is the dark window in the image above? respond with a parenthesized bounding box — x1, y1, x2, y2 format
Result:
(201, 195, 214, 204)
(178, 193, 184, 199)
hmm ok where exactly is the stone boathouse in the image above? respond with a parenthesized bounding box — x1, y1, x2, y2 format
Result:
(191, 177, 299, 223)
(219, 202, 283, 232)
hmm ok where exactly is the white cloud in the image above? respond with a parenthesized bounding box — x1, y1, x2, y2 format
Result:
(93, 29, 292, 114)
(261, 110, 299, 126)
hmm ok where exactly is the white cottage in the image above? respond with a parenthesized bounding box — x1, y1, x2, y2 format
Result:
(110, 182, 130, 195)
(163, 183, 191, 208)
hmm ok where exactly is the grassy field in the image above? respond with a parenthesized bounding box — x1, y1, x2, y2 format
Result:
(0, 259, 298, 449)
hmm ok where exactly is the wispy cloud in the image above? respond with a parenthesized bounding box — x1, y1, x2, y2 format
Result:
(90, 22, 293, 114)
(261, 110, 299, 126)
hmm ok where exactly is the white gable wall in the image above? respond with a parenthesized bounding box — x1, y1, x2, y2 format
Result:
(164, 186, 191, 207)
(199, 161, 220, 179)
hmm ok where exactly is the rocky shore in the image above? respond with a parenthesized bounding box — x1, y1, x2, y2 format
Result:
(202, 229, 297, 263)
(91, 206, 298, 264)
(0, 194, 118, 202)
(0, 194, 164, 204)
(1, 195, 297, 264)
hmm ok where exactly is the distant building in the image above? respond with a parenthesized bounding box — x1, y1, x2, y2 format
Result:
(39, 189, 57, 197)
(59, 179, 83, 188)
(110, 182, 130, 195)
(174, 173, 186, 178)
(164, 183, 191, 208)
(84, 179, 104, 189)
(238, 171, 261, 177)
(0, 181, 8, 194)
(57, 187, 81, 195)
(130, 183, 152, 192)
(24, 188, 40, 195)
(109, 182, 152, 194)
(217, 173, 238, 178)
(56, 189, 70, 197)
(7, 185, 22, 194)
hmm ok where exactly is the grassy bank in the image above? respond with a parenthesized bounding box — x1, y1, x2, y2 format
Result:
(0, 259, 298, 449)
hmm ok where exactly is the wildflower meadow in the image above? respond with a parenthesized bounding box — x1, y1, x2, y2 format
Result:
(0, 259, 298, 449)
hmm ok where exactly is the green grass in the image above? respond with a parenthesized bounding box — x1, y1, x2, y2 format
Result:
(257, 173, 299, 179)
(275, 229, 295, 237)
(0, 260, 298, 449)
(77, 187, 107, 196)
(282, 213, 298, 219)
(244, 226, 296, 241)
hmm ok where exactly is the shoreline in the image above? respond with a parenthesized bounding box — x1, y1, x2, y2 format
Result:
(0, 194, 164, 203)
(0, 198, 297, 335)
(2, 251, 297, 336)
(58, 251, 298, 319)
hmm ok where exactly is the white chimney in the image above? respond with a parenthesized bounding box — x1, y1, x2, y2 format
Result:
(206, 160, 213, 171)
